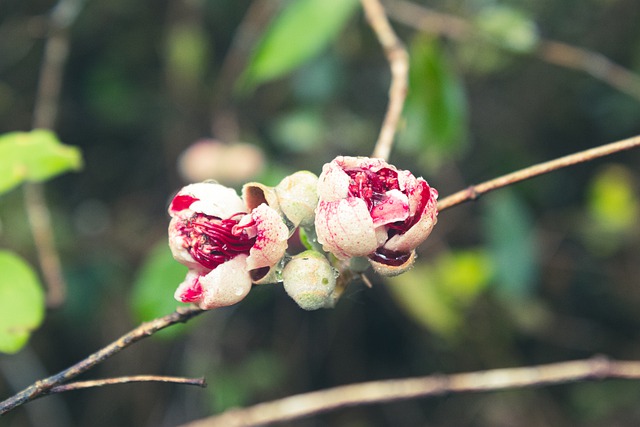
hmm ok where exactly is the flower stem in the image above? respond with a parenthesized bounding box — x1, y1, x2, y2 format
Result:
(438, 134, 640, 212)
(361, 0, 409, 161)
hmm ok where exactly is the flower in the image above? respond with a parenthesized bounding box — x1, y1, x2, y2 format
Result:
(168, 182, 288, 309)
(315, 156, 438, 274)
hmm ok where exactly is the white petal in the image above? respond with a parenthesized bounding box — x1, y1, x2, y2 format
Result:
(173, 182, 246, 218)
(384, 196, 438, 253)
(246, 204, 289, 270)
(316, 160, 351, 202)
(199, 255, 252, 309)
(315, 198, 379, 259)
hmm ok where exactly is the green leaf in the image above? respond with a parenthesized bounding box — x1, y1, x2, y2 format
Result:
(483, 190, 537, 299)
(400, 36, 468, 167)
(0, 251, 45, 354)
(582, 164, 639, 255)
(239, 0, 359, 91)
(131, 241, 191, 337)
(0, 130, 83, 195)
(587, 165, 638, 233)
(387, 249, 492, 337)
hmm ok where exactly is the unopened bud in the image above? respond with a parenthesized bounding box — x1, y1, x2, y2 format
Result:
(282, 250, 337, 310)
(275, 171, 319, 227)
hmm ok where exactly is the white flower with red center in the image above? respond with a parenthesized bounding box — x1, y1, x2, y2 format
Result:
(315, 156, 438, 274)
(168, 182, 288, 309)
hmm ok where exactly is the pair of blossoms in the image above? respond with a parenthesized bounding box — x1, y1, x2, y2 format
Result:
(168, 156, 439, 311)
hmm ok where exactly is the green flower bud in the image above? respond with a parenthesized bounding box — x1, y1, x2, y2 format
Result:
(275, 171, 319, 227)
(282, 250, 337, 310)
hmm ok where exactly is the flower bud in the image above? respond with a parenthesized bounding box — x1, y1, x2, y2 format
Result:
(275, 171, 319, 227)
(282, 250, 337, 310)
(244, 172, 319, 229)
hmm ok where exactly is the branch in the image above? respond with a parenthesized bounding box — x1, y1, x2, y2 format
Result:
(360, 0, 409, 161)
(27, 0, 87, 308)
(45, 375, 206, 395)
(0, 305, 204, 415)
(387, 0, 640, 102)
(181, 356, 640, 427)
(437, 134, 640, 212)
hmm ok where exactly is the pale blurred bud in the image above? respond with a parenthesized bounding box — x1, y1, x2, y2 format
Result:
(178, 139, 265, 185)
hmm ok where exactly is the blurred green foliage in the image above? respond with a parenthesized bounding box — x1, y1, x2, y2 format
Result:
(240, 0, 359, 91)
(474, 5, 539, 53)
(483, 189, 538, 299)
(0, 129, 81, 354)
(209, 350, 286, 412)
(0, 251, 44, 354)
(0, 130, 82, 195)
(399, 36, 469, 168)
(131, 241, 190, 333)
(388, 249, 493, 337)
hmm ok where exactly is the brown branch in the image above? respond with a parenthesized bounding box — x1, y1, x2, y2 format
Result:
(360, 0, 409, 161)
(27, 0, 87, 308)
(46, 375, 206, 395)
(437, 134, 640, 212)
(0, 305, 204, 415)
(181, 356, 640, 427)
(23, 183, 66, 308)
(537, 40, 640, 101)
(387, 0, 640, 102)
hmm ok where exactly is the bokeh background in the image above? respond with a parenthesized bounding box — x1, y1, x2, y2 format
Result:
(2, 0, 640, 425)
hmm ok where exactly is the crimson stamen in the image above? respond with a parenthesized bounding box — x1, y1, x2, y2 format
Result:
(181, 213, 256, 270)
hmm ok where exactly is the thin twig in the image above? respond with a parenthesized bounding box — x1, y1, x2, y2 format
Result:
(387, 0, 640, 102)
(360, 0, 409, 161)
(181, 355, 640, 427)
(537, 40, 640, 100)
(27, 0, 87, 308)
(23, 183, 67, 308)
(437, 134, 640, 212)
(46, 375, 206, 395)
(0, 305, 204, 415)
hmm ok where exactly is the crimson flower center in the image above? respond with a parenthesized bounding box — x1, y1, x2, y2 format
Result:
(346, 167, 400, 210)
(180, 213, 256, 270)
